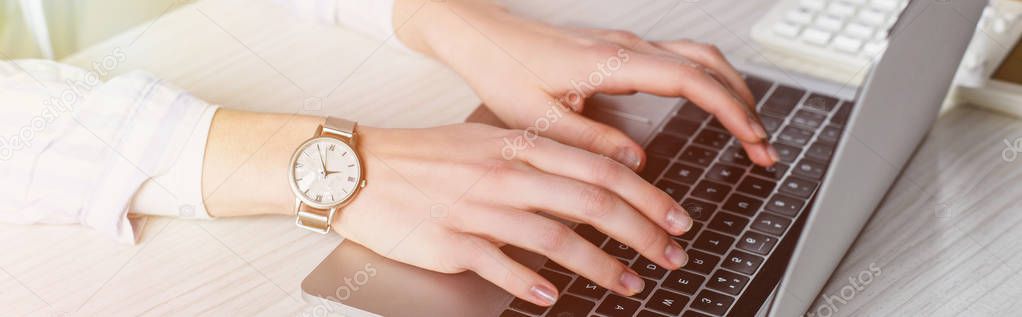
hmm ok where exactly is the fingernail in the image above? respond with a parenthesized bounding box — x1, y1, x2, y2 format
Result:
(614, 148, 642, 170)
(619, 270, 645, 295)
(766, 144, 780, 162)
(666, 207, 692, 234)
(748, 116, 768, 140)
(529, 285, 558, 306)
(665, 243, 688, 268)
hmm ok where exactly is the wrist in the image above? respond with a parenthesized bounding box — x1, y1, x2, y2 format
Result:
(394, 0, 510, 60)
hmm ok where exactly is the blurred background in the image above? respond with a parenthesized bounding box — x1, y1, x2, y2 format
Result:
(0, 0, 193, 59)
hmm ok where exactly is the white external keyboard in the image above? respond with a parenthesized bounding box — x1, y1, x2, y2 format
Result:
(750, 0, 910, 85)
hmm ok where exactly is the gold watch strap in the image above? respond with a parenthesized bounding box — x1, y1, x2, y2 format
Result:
(295, 116, 358, 234)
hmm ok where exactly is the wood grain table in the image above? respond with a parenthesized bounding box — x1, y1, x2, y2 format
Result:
(1, 0, 1020, 316)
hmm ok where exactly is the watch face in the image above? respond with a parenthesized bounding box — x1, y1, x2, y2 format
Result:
(290, 137, 362, 207)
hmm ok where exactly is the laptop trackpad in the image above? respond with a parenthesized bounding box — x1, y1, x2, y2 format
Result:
(301, 241, 546, 317)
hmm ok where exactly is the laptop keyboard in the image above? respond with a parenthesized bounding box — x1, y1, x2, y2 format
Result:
(502, 75, 853, 317)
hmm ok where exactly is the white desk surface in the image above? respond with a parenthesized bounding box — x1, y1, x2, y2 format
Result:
(2, 0, 1021, 316)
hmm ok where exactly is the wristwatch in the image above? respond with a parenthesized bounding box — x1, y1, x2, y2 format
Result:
(288, 117, 367, 234)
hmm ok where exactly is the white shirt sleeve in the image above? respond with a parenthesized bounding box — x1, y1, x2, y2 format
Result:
(275, 0, 408, 51)
(0, 58, 215, 244)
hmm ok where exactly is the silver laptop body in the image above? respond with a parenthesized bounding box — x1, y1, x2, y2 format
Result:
(300, 1, 986, 316)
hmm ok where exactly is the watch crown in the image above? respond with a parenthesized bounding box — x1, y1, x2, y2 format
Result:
(360, 179, 367, 188)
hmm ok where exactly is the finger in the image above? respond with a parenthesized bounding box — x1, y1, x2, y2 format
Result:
(523, 94, 646, 171)
(455, 207, 647, 296)
(480, 166, 687, 271)
(517, 137, 693, 236)
(653, 40, 757, 108)
(606, 53, 776, 166)
(451, 235, 561, 306)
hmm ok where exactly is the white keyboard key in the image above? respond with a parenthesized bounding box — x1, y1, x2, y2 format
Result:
(774, 21, 803, 38)
(786, 8, 814, 25)
(858, 9, 887, 26)
(870, 0, 899, 12)
(800, 0, 826, 11)
(815, 15, 845, 31)
(801, 28, 834, 46)
(844, 23, 874, 39)
(827, 2, 857, 17)
(862, 40, 887, 56)
(832, 35, 863, 53)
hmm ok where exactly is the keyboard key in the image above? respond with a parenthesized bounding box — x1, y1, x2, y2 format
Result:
(774, 21, 803, 38)
(664, 270, 705, 295)
(806, 142, 835, 162)
(772, 143, 801, 163)
(708, 212, 750, 236)
(567, 278, 606, 300)
(695, 231, 736, 255)
(663, 118, 701, 137)
(680, 146, 718, 166)
(641, 156, 670, 182)
(597, 294, 641, 317)
(647, 134, 687, 157)
(762, 85, 805, 116)
(692, 290, 735, 316)
(793, 159, 826, 180)
(831, 101, 853, 125)
(656, 179, 690, 201)
(745, 75, 773, 102)
(500, 310, 529, 317)
(676, 101, 711, 122)
(719, 146, 753, 166)
(664, 163, 704, 184)
(676, 221, 702, 241)
(681, 199, 717, 221)
(684, 250, 721, 275)
(575, 224, 608, 246)
(683, 311, 713, 317)
(737, 176, 776, 198)
(844, 22, 875, 39)
(632, 278, 657, 300)
(632, 257, 668, 280)
(737, 231, 779, 255)
(814, 14, 843, 32)
(801, 27, 833, 45)
(758, 114, 785, 134)
(791, 109, 826, 129)
(803, 93, 840, 112)
(694, 130, 731, 149)
(722, 193, 763, 217)
(705, 164, 744, 184)
(780, 177, 819, 198)
(766, 194, 805, 217)
(777, 126, 813, 146)
(546, 295, 595, 317)
(818, 125, 842, 144)
(691, 180, 731, 202)
(752, 213, 792, 236)
(708, 270, 750, 296)
(540, 269, 573, 292)
(603, 240, 638, 260)
(750, 162, 788, 180)
(638, 310, 669, 317)
(510, 298, 546, 315)
(833, 35, 864, 53)
(723, 250, 765, 275)
(646, 290, 690, 315)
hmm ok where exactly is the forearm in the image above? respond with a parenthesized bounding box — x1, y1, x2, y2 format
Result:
(201, 109, 325, 218)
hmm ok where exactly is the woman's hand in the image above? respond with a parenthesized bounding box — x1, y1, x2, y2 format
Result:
(335, 124, 693, 307)
(396, 0, 778, 170)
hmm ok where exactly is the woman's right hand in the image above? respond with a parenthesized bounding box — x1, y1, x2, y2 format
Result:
(335, 123, 693, 307)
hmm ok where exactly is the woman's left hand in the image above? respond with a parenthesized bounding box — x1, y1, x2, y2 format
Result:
(396, 0, 777, 171)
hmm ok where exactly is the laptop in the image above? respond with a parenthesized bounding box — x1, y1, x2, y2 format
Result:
(300, 1, 986, 316)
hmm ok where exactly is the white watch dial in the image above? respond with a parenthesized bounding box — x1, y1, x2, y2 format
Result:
(292, 137, 361, 206)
